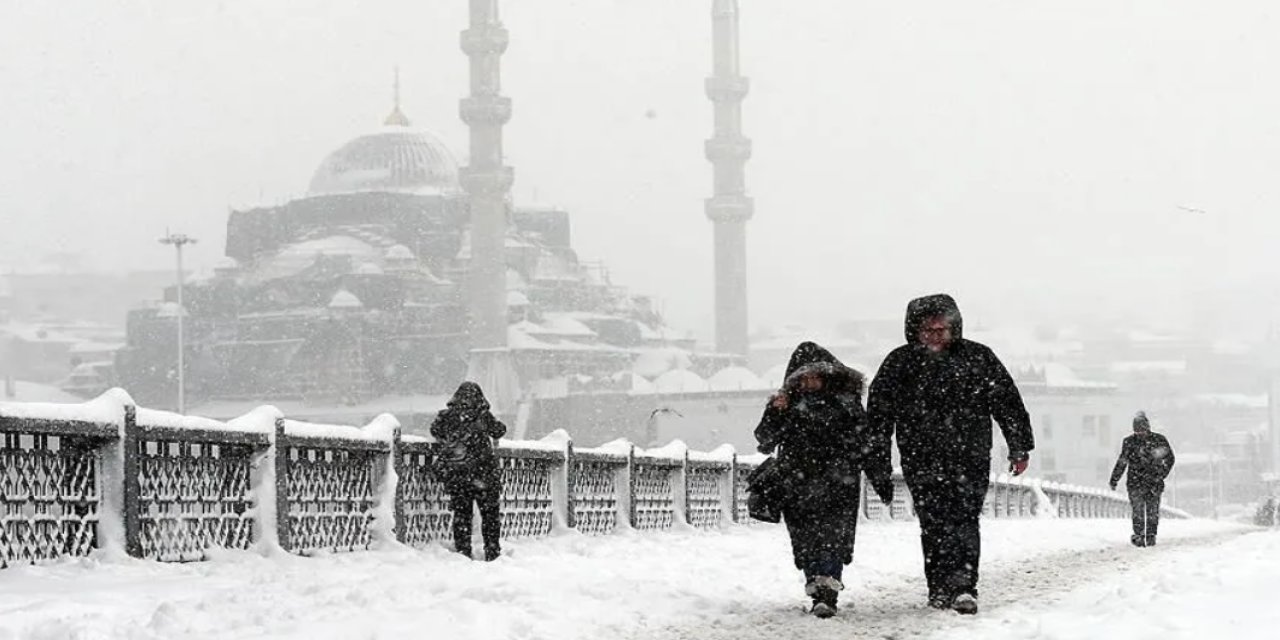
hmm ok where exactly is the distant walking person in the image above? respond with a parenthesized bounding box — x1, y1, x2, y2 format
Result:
(431, 382, 507, 561)
(1109, 411, 1175, 547)
(865, 294, 1035, 615)
(754, 342, 885, 619)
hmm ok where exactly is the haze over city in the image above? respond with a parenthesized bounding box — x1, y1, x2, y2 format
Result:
(3, 0, 1279, 340)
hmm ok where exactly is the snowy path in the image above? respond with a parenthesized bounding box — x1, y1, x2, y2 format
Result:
(0, 519, 1268, 640)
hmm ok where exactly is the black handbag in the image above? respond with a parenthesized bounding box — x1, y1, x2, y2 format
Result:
(745, 456, 787, 523)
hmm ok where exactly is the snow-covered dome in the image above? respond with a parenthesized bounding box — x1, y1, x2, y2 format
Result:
(328, 289, 363, 309)
(308, 127, 460, 196)
(354, 262, 384, 275)
(653, 369, 710, 394)
(385, 244, 415, 261)
(708, 366, 769, 392)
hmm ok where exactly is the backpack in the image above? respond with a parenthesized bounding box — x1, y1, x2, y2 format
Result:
(431, 429, 495, 487)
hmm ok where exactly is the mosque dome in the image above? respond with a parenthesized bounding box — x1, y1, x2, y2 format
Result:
(307, 117, 461, 197)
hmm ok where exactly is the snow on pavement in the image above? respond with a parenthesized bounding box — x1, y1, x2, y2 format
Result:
(0, 518, 1262, 640)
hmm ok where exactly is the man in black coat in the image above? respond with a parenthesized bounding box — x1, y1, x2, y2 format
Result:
(1109, 411, 1175, 547)
(754, 342, 886, 618)
(431, 381, 508, 561)
(865, 294, 1034, 615)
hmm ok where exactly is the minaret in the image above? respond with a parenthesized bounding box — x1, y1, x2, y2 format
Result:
(385, 66, 411, 127)
(460, 0, 518, 410)
(705, 0, 753, 356)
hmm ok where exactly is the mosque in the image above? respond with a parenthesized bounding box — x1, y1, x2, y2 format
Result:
(113, 1, 769, 446)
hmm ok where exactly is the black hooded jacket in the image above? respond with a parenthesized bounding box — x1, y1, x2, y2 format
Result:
(1110, 431, 1175, 491)
(754, 342, 867, 508)
(865, 294, 1034, 482)
(430, 382, 507, 485)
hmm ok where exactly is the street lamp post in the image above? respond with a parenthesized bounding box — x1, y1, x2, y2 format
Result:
(159, 232, 197, 413)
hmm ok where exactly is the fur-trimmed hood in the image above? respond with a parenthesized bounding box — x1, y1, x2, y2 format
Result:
(781, 341, 865, 396)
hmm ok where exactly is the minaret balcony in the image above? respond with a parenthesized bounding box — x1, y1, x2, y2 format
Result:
(705, 195, 755, 223)
(705, 136, 752, 162)
(705, 76, 750, 102)
(460, 96, 513, 126)
(460, 25, 510, 55)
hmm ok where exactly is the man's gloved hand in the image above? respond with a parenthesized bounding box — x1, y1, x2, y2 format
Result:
(871, 478, 894, 505)
(1008, 451, 1030, 476)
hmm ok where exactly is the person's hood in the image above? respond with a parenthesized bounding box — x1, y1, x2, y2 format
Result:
(781, 341, 865, 396)
(904, 293, 964, 345)
(444, 381, 490, 415)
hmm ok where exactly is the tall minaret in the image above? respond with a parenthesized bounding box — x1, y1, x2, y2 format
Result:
(705, 0, 753, 356)
(460, 0, 518, 410)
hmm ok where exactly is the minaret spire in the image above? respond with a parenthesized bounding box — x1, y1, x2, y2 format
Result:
(384, 65, 411, 127)
(460, 0, 518, 410)
(706, 0, 753, 356)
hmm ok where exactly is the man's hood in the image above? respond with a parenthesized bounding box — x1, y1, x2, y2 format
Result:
(904, 293, 964, 345)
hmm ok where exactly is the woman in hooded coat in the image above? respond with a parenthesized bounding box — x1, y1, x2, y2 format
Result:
(430, 381, 507, 560)
(754, 342, 882, 618)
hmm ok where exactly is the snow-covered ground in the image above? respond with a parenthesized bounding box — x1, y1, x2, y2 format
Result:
(0, 519, 1270, 640)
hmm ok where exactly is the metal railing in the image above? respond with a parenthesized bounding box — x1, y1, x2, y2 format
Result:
(1, 389, 1179, 569)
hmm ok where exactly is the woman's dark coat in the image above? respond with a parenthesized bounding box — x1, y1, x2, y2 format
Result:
(754, 342, 866, 569)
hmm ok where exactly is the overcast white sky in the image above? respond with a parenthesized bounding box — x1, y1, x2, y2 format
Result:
(2, 0, 1279, 341)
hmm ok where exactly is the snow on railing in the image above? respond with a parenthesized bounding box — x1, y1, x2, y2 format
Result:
(0, 390, 1174, 569)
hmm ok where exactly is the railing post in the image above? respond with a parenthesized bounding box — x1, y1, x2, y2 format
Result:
(729, 453, 739, 524)
(679, 449, 691, 527)
(121, 404, 142, 558)
(391, 427, 405, 544)
(273, 418, 291, 552)
(564, 439, 577, 530)
(627, 444, 637, 528)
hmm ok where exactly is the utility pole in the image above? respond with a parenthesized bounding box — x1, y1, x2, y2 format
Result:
(159, 232, 196, 413)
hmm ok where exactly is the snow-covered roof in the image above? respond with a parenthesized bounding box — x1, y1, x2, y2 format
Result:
(1040, 363, 1115, 389)
(538, 313, 597, 338)
(507, 291, 530, 307)
(1109, 360, 1188, 374)
(0, 380, 82, 404)
(632, 347, 693, 378)
(653, 369, 710, 394)
(707, 366, 769, 392)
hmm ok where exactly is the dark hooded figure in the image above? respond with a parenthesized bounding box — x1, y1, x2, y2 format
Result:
(430, 381, 507, 561)
(754, 342, 882, 619)
(1109, 411, 1175, 547)
(865, 294, 1034, 615)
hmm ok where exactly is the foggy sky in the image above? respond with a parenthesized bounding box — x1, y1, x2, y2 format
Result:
(3, 0, 1279, 342)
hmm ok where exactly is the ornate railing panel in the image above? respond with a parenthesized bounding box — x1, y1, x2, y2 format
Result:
(571, 452, 624, 535)
(284, 443, 378, 555)
(497, 451, 557, 539)
(135, 436, 257, 561)
(631, 459, 678, 531)
(0, 433, 99, 568)
(733, 461, 756, 524)
(396, 446, 452, 548)
(686, 461, 728, 530)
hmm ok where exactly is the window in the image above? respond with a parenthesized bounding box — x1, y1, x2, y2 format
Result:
(1098, 415, 1111, 445)
(1041, 414, 1053, 439)
(1082, 415, 1096, 437)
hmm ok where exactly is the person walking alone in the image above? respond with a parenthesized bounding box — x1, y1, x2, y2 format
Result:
(1109, 411, 1176, 547)
(431, 381, 507, 561)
